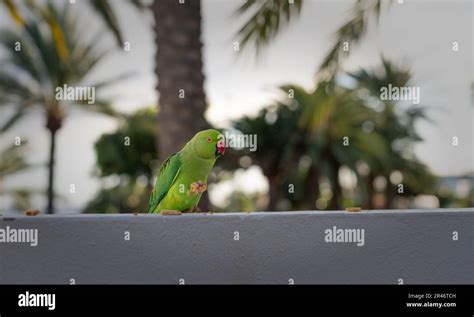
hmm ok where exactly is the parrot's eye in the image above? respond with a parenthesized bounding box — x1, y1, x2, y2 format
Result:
(206, 137, 212, 143)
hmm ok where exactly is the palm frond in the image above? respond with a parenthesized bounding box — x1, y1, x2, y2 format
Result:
(0, 70, 38, 99)
(90, 0, 124, 47)
(0, 29, 46, 86)
(317, 0, 391, 80)
(75, 99, 119, 117)
(348, 56, 412, 96)
(0, 142, 29, 178)
(19, 0, 71, 61)
(3, 0, 25, 25)
(235, 0, 303, 55)
(1, 106, 27, 132)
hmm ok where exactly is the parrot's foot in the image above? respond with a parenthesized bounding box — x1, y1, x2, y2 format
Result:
(190, 181, 207, 194)
(160, 210, 182, 216)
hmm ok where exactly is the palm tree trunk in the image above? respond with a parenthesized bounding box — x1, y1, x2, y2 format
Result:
(45, 107, 62, 214)
(384, 176, 394, 209)
(263, 162, 281, 211)
(328, 161, 342, 210)
(365, 172, 375, 210)
(46, 129, 56, 214)
(267, 173, 280, 211)
(305, 165, 320, 210)
(152, 0, 208, 157)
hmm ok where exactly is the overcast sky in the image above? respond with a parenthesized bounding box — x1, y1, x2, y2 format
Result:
(0, 0, 473, 213)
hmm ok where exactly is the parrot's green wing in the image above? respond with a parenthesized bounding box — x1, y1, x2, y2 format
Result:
(147, 153, 182, 213)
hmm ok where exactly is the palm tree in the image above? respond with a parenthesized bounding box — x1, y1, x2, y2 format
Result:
(349, 58, 436, 208)
(0, 4, 124, 213)
(294, 82, 390, 209)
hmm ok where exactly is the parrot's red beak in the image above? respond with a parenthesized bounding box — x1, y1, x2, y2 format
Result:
(216, 139, 226, 156)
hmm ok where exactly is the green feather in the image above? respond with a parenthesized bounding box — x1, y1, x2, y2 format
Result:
(147, 153, 181, 213)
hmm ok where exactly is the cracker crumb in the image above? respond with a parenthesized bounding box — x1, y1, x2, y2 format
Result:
(346, 207, 362, 212)
(25, 210, 41, 216)
(161, 210, 182, 216)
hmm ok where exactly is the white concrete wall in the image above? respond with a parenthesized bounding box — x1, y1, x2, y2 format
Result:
(1, 209, 473, 284)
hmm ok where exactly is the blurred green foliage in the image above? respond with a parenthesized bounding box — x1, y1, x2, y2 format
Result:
(83, 179, 149, 214)
(84, 108, 158, 213)
(95, 108, 158, 179)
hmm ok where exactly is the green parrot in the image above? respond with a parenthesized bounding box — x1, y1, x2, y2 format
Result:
(148, 129, 225, 214)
